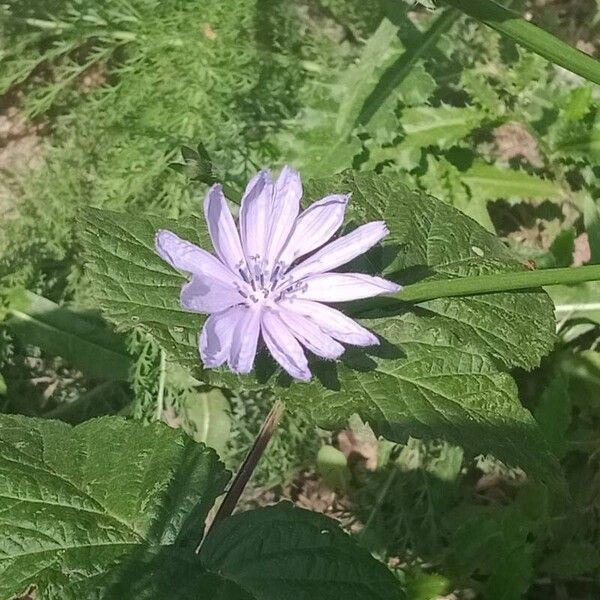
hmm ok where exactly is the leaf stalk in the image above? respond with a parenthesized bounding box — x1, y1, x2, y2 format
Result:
(394, 265, 600, 303)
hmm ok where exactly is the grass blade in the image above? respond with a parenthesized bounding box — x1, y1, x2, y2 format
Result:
(356, 8, 459, 127)
(6, 290, 131, 380)
(445, 0, 600, 85)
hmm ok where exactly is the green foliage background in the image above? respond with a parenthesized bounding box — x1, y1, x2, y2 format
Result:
(1, 0, 600, 598)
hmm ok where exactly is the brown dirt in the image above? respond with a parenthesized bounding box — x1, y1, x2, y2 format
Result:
(0, 106, 46, 221)
(493, 121, 544, 168)
(528, 0, 599, 56)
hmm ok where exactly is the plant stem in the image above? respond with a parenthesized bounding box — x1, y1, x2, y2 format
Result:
(199, 397, 285, 549)
(393, 265, 600, 304)
(155, 350, 166, 422)
(444, 0, 600, 85)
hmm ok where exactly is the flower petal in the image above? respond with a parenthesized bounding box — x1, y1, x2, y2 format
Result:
(228, 307, 261, 374)
(239, 170, 274, 262)
(204, 184, 245, 273)
(299, 273, 400, 302)
(156, 229, 237, 285)
(278, 194, 349, 266)
(261, 309, 311, 381)
(199, 306, 245, 367)
(266, 166, 302, 265)
(181, 276, 241, 314)
(279, 298, 379, 346)
(288, 221, 389, 281)
(277, 307, 344, 359)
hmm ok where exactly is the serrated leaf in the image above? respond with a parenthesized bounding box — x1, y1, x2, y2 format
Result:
(400, 105, 485, 149)
(200, 502, 406, 600)
(6, 290, 131, 381)
(548, 107, 600, 163)
(418, 156, 494, 231)
(276, 105, 362, 179)
(562, 87, 593, 121)
(283, 172, 558, 481)
(460, 70, 502, 115)
(396, 63, 436, 107)
(460, 161, 564, 202)
(80, 208, 208, 380)
(373, 105, 485, 170)
(80, 171, 558, 482)
(0, 415, 230, 600)
(336, 18, 404, 136)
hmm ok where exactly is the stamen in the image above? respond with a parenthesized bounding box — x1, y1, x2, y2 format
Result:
(238, 267, 250, 283)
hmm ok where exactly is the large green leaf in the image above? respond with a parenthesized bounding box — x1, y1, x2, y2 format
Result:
(460, 162, 565, 202)
(370, 105, 486, 169)
(200, 502, 405, 600)
(0, 415, 232, 600)
(80, 171, 558, 481)
(335, 18, 404, 136)
(80, 208, 208, 380)
(355, 9, 458, 127)
(5, 290, 132, 381)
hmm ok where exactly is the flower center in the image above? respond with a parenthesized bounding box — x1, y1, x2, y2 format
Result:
(233, 256, 305, 306)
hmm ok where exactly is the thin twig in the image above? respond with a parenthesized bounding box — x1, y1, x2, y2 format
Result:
(197, 397, 285, 551)
(155, 350, 166, 422)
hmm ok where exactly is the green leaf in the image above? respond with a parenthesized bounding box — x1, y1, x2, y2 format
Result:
(396, 62, 437, 107)
(460, 70, 502, 115)
(180, 387, 232, 457)
(549, 282, 600, 324)
(540, 542, 600, 578)
(6, 290, 132, 381)
(200, 502, 406, 600)
(316, 445, 351, 490)
(400, 105, 485, 149)
(445, 0, 600, 85)
(80, 172, 559, 482)
(562, 87, 593, 121)
(548, 104, 600, 163)
(80, 208, 208, 380)
(335, 18, 404, 136)
(534, 372, 570, 457)
(460, 162, 564, 202)
(373, 105, 485, 170)
(583, 194, 600, 264)
(282, 172, 558, 482)
(0, 415, 231, 600)
(405, 572, 450, 600)
(419, 156, 493, 231)
(276, 104, 362, 180)
(356, 9, 458, 127)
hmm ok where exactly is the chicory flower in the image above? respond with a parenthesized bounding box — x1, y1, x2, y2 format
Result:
(156, 166, 400, 381)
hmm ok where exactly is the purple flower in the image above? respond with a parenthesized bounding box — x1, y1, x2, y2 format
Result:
(156, 166, 401, 381)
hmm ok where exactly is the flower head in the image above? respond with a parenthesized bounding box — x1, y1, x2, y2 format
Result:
(156, 166, 400, 381)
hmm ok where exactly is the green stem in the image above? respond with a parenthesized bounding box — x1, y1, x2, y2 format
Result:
(394, 265, 600, 303)
(444, 0, 600, 85)
(155, 350, 166, 422)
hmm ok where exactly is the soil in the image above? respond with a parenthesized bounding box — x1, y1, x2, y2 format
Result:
(0, 105, 45, 221)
